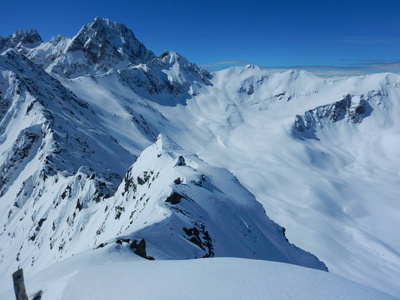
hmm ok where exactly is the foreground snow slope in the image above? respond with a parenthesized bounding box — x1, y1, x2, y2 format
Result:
(0, 245, 396, 300)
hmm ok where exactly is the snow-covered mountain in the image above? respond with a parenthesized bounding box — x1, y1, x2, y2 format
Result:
(90, 134, 326, 269)
(25, 17, 156, 78)
(0, 29, 42, 53)
(1, 17, 399, 298)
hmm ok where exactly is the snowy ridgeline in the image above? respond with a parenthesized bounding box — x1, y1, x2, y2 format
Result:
(1, 17, 400, 298)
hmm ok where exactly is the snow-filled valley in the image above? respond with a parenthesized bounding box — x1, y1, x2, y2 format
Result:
(0, 17, 399, 299)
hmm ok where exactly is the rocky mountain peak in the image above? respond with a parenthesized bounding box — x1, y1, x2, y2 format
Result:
(71, 17, 155, 65)
(0, 29, 42, 53)
(19, 17, 155, 78)
(12, 29, 42, 46)
(159, 50, 188, 65)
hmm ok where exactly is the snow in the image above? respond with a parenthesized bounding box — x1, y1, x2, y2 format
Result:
(1, 18, 400, 299)
(135, 68, 400, 297)
(0, 244, 396, 300)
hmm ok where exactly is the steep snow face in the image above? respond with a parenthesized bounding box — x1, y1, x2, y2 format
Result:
(0, 246, 396, 300)
(26, 17, 155, 78)
(0, 49, 133, 184)
(0, 50, 137, 280)
(90, 135, 326, 270)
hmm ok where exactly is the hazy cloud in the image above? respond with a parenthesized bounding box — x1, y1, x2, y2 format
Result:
(268, 60, 400, 77)
(202, 59, 400, 77)
(200, 60, 251, 70)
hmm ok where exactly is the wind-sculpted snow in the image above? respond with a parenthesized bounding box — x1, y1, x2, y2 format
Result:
(90, 135, 327, 270)
(0, 246, 395, 300)
(1, 18, 400, 298)
(0, 49, 326, 284)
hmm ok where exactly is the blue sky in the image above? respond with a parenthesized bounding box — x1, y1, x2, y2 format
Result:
(1, 0, 399, 74)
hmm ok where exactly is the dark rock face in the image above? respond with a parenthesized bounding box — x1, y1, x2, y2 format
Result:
(0, 130, 40, 196)
(65, 17, 155, 70)
(293, 94, 373, 139)
(130, 238, 154, 260)
(165, 192, 184, 204)
(12, 269, 28, 300)
(183, 225, 214, 258)
(88, 17, 155, 64)
(0, 29, 43, 53)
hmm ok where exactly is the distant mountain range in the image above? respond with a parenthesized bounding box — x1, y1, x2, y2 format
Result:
(0, 17, 399, 298)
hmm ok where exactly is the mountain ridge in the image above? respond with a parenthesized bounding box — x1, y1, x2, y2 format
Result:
(0, 17, 399, 298)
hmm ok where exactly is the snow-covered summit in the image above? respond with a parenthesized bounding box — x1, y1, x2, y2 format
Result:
(19, 17, 155, 77)
(157, 50, 210, 84)
(0, 19, 209, 99)
(118, 50, 210, 105)
(72, 17, 155, 65)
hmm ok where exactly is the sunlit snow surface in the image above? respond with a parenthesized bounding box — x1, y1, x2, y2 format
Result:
(61, 67, 400, 297)
(0, 245, 396, 300)
(1, 19, 400, 298)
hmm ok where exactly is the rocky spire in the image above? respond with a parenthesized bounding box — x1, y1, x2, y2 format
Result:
(70, 17, 155, 65)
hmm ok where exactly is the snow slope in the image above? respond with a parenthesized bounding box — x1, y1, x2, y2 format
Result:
(88, 134, 326, 270)
(1, 17, 400, 298)
(0, 244, 396, 300)
(0, 50, 326, 288)
(64, 64, 400, 296)
(156, 68, 400, 297)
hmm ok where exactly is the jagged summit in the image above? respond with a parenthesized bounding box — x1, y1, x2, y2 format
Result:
(0, 29, 42, 53)
(159, 50, 189, 64)
(72, 17, 155, 65)
(118, 49, 211, 103)
(15, 17, 155, 77)
(0, 18, 208, 88)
